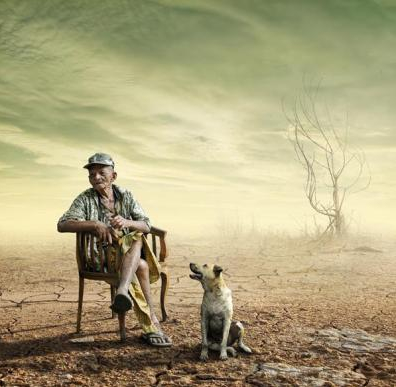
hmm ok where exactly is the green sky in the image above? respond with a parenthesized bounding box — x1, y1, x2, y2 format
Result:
(1, 0, 395, 239)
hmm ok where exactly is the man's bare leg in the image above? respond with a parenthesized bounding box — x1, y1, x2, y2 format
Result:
(111, 238, 142, 313)
(136, 259, 171, 344)
(136, 259, 160, 327)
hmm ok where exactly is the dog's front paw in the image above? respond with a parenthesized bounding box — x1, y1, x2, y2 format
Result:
(219, 350, 228, 360)
(200, 350, 209, 361)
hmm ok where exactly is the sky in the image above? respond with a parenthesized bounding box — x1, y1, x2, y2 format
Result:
(1, 0, 396, 240)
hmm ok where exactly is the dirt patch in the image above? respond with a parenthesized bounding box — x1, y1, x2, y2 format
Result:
(1, 236, 395, 386)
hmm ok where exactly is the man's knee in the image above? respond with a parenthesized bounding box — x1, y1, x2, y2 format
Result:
(133, 237, 143, 248)
(125, 238, 143, 257)
(137, 259, 148, 275)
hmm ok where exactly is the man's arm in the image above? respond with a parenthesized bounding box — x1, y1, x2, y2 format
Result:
(111, 189, 151, 234)
(129, 193, 151, 233)
(57, 220, 114, 244)
(129, 219, 150, 233)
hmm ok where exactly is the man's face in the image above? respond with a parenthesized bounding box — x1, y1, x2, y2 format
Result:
(88, 165, 116, 191)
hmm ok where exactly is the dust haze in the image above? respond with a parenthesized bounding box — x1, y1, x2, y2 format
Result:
(1, 1, 396, 386)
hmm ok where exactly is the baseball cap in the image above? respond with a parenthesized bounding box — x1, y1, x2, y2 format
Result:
(83, 153, 115, 169)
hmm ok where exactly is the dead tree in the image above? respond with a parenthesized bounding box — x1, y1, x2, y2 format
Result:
(286, 85, 370, 237)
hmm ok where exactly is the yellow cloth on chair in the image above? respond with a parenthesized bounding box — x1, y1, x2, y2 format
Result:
(108, 231, 161, 334)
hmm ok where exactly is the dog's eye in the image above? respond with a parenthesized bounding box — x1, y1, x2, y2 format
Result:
(203, 264, 208, 268)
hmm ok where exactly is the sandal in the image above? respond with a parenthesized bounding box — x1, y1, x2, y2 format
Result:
(110, 293, 133, 314)
(141, 332, 172, 347)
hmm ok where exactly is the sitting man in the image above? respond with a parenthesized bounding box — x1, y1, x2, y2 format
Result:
(57, 153, 171, 346)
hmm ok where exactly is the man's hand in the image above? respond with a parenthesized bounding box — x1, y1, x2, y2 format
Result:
(110, 215, 129, 230)
(94, 221, 113, 244)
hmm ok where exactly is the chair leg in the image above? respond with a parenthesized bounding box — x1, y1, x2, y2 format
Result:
(110, 285, 116, 319)
(160, 269, 169, 322)
(77, 276, 84, 333)
(118, 312, 126, 342)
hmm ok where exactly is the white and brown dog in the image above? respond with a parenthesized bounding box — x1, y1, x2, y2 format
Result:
(189, 263, 252, 360)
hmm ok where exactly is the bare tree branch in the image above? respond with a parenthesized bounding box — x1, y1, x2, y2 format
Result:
(286, 83, 371, 237)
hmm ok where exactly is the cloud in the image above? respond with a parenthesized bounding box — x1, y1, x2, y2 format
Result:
(1, 0, 396, 235)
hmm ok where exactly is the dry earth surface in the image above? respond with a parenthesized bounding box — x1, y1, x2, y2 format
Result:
(1, 233, 395, 386)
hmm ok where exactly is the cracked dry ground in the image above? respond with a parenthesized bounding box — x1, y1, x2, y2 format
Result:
(1, 235, 395, 386)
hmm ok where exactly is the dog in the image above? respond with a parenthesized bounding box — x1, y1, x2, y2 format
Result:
(189, 262, 252, 360)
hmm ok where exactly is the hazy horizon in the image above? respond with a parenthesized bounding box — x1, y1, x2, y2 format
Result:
(1, 0, 396, 240)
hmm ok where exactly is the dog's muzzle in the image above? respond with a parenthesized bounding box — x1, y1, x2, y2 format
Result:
(189, 263, 203, 280)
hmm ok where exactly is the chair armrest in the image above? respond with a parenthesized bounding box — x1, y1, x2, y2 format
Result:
(150, 226, 167, 238)
(149, 226, 168, 262)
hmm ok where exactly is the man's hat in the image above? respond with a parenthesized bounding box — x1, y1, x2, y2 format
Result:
(83, 153, 115, 169)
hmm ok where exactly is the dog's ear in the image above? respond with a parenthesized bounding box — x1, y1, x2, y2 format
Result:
(213, 265, 223, 277)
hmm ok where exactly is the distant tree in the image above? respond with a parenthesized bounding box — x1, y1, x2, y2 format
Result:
(285, 84, 370, 237)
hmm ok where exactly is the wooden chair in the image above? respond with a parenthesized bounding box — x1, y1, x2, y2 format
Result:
(75, 226, 169, 341)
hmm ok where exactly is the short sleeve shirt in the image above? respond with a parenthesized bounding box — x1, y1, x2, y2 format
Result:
(58, 184, 151, 230)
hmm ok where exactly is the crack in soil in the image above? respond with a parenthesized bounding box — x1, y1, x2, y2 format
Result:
(6, 317, 19, 335)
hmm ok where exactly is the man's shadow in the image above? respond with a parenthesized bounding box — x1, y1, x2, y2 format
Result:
(0, 318, 200, 374)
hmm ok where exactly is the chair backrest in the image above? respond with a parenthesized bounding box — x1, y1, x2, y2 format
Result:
(75, 232, 108, 273)
(76, 226, 168, 275)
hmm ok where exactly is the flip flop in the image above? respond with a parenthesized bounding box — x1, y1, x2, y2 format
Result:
(141, 332, 172, 347)
(110, 293, 133, 314)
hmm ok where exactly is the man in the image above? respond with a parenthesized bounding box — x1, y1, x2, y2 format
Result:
(57, 153, 171, 346)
